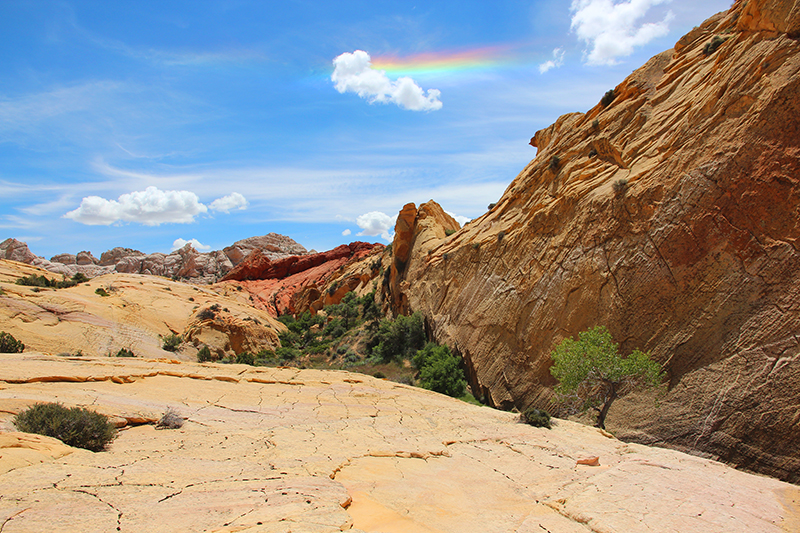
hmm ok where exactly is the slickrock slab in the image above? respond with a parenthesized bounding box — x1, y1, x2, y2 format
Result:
(0, 354, 797, 532)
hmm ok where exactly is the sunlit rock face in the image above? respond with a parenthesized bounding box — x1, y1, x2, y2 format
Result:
(385, 0, 800, 483)
(0, 353, 797, 532)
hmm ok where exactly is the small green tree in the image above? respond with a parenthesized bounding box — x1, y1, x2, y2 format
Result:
(550, 326, 664, 429)
(160, 333, 183, 352)
(197, 345, 213, 362)
(413, 342, 466, 398)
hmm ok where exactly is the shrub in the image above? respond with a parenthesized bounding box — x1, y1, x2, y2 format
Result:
(592, 118, 600, 129)
(613, 178, 628, 196)
(236, 351, 255, 365)
(14, 402, 117, 452)
(413, 342, 466, 398)
(197, 345, 213, 362)
(703, 35, 726, 56)
(156, 408, 184, 430)
(497, 231, 506, 243)
(371, 312, 426, 363)
(161, 333, 183, 352)
(196, 307, 216, 321)
(600, 89, 616, 107)
(522, 408, 552, 429)
(487, 202, 497, 210)
(472, 243, 480, 250)
(115, 348, 135, 358)
(549, 155, 561, 171)
(445, 229, 456, 237)
(373, 371, 386, 379)
(589, 148, 598, 158)
(72, 273, 90, 283)
(95, 287, 110, 297)
(0, 331, 24, 353)
(16, 274, 55, 288)
(275, 346, 302, 361)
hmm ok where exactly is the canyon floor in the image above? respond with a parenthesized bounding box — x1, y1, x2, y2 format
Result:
(0, 353, 797, 533)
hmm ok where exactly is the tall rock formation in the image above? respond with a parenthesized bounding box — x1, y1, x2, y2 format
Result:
(387, 0, 800, 483)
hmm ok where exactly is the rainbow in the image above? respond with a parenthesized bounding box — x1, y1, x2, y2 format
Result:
(371, 45, 525, 77)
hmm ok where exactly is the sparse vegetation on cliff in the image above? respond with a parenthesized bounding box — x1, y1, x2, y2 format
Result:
(550, 326, 664, 429)
(601, 89, 616, 107)
(14, 402, 117, 452)
(16, 272, 88, 290)
(160, 333, 183, 352)
(703, 35, 727, 56)
(522, 407, 552, 429)
(0, 331, 24, 353)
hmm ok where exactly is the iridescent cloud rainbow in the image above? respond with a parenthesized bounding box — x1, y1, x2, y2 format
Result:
(371, 45, 523, 77)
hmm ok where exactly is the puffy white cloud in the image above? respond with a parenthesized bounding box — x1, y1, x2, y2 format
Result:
(332, 50, 443, 112)
(342, 229, 352, 236)
(64, 186, 208, 226)
(356, 211, 396, 241)
(64, 187, 250, 226)
(209, 192, 248, 213)
(570, 0, 673, 65)
(446, 211, 472, 227)
(539, 48, 566, 74)
(172, 238, 211, 251)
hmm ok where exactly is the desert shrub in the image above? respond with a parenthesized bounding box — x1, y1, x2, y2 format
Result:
(703, 35, 726, 56)
(323, 319, 347, 339)
(549, 155, 561, 171)
(16, 274, 55, 288)
(445, 229, 456, 236)
(472, 242, 480, 250)
(14, 402, 117, 452)
(160, 333, 183, 352)
(613, 178, 628, 195)
(236, 351, 255, 365)
(373, 371, 386, 379)
(371, 312, 426, 363)
(600, 89, 616, 107)
(487, 202, 497, 210)
(522, 407, 552, 429)
(115, 348, 135, 358)
(197, 345, 213, 362)
(197, 307, 216, 321)
(156, 408, 184, 430)
(442, 252, 450, 261)
(413, 342, 466, 398)
(0, 331, 24, 353)
(497, 231, 506, 243)
(72, 273, 89, 283)
(592, 118, 600, 129)
(275, 346, 302, 361)
(95, 287, 110, 297)
(589, 148, 598, 158)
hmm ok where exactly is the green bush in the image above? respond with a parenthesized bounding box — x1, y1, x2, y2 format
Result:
(600, 89, 616, 107)
(522, 408, 552, 429)
(703, 35, 726, 56)
(487, 202, 497, 210)
(445, 229, 456, 236)
(0, 331, 24, 353)
(370, 312, 426, 363)
(15, 273, 87, 289)
(236, 351, 255, 365)
(413, 342, 466, 398)
(95, 287, 110, 297)
(14, 402, 117, 452)
(115, 348, 135, 358)
(613, 178, 628, 195)
(160, 333, 182, 352)
(549, 155, 560, 171)
(275, 346, 302, 361)
(197, 345, 213, 362)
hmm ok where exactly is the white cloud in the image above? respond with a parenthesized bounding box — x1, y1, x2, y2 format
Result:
(446, 211, 471, 227)
(63, 186, 252, 226)
(342, 229, 352, 236)
(570, 0, 674, 65)
(172, 238, 211, 251)
(209, 192, 248, 213)
(539, 48, 566, 74)
(356, 211, 397, 241)
(332, 50, 443, 112)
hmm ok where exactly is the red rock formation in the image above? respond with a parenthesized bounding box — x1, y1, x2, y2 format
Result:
(221, 242, 384, 316)
(388, 0, 800, 483)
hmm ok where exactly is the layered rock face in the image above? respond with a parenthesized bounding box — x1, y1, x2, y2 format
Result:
(0, 233, 308, 284)
(0, 260, 284, 360)
(1, 354, 797, 532)
(221, 242, 385, 316)
(388, 0, 800, 482)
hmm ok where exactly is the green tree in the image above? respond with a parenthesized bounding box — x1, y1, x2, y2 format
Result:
(325, 291, 360, 330)
(0, 331, 24, 353)
(550, 326, 664, 429)
(371, 312, 425, 363)
(413, 342, 466, 398)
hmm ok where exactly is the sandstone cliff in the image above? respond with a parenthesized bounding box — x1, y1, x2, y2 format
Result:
(0, 260, 284, 360)
(0, 233, 308, 284)
(385, 0, 800, 483)
(0, 354, 797, 532)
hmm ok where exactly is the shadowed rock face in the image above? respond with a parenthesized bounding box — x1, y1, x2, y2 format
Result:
(385, 0, 800, 483)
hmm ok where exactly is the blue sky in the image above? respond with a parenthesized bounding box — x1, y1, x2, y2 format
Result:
(1, 0, 732, 258)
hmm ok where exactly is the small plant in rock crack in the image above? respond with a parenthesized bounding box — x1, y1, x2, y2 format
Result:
(156, 408, 185, 430)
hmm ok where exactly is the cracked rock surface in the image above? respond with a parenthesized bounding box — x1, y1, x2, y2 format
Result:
(1, 354, 798, 532)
